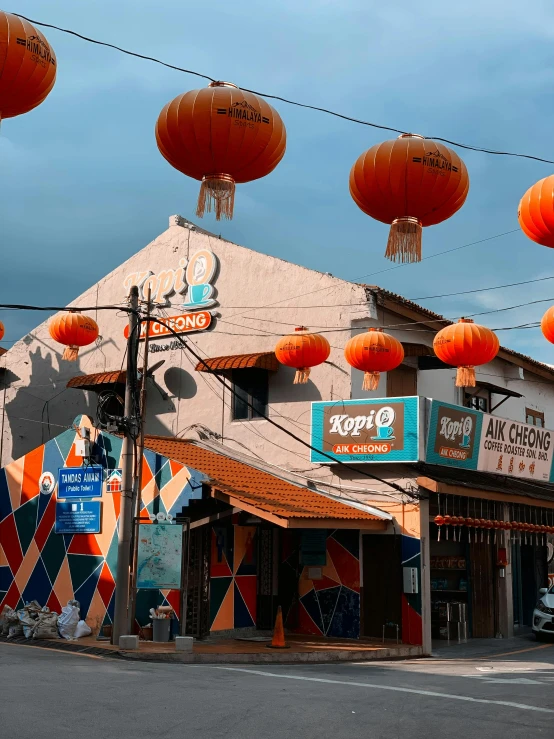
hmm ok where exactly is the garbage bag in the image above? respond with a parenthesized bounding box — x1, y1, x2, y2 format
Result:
(18, 608, 39, 638)
(8, 622, 24, 639)
(3, 607, 18, 637)
(57, 602, 81, 640)
(74, 620, 92, 639)
(0, 604, 12, 634)
(33, 611, 59, 639)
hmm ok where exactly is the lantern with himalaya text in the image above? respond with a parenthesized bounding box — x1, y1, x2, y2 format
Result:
(344, 328, 404, 391)
(156, 82, 286, 221)
(518, 176, 554, 248)
(48, 313, 99, 361)
(349, 134, 469, 263)
(433, 318, 499, 388)
(0, 11, 56, 121)
(275, 327, 330, 384)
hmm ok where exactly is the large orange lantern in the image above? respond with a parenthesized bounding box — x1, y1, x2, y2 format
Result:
(0, 321, 4, 342)
(0, 12, 56, 120)
(541, 306, 554, 344)
(518, 176, 554, 248)
(156, 82, 286, 220)
(49, 313, 99, 361)
(344, 328, 404, 390)
(349, 134, 469, 263)
(433, 318, 499, 387)
(275, 327, 330, 384)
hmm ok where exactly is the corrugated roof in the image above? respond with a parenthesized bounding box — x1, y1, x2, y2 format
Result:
(144, 435, 387, 526)
(195, 352, 278, 373)
(67, 370, 126, 389)
(366, 286, 554, 380)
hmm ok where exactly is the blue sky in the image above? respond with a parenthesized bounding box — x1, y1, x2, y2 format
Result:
(3, 1, 554, 362)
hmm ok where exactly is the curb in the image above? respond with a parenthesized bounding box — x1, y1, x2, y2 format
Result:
(1, 635, 423, 664)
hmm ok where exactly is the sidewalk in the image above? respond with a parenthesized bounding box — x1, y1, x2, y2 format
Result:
(0, 633, 423, 664)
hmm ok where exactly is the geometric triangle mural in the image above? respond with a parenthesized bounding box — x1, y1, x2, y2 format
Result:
(0, 422, 205, 636)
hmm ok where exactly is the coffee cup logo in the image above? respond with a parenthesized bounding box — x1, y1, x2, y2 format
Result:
(371, 406, 396, 441)
(182, 249, 218, 311)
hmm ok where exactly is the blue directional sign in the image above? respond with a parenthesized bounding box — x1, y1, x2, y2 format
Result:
(55, 501, 101, 534)
(58, 466, 103, 499)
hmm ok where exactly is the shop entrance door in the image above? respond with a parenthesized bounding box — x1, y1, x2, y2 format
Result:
(362, 535, 402, 639)
(469, 540, 495, 637)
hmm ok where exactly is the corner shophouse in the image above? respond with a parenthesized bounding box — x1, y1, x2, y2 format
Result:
(2, 215, 554, 652)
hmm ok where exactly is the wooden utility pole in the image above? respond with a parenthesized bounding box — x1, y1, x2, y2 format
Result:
(112, 285, 140, 645)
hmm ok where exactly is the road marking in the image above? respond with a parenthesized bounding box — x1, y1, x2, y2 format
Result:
(214, 667, 554, 714)
(482, 644, 554, 659)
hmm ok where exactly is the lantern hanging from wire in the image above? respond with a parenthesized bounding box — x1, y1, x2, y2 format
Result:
(156, 82, 286, 220)
(343, 328, 404, 391)
(275, 327, 330, 384)
(541, 306, 554, 345)
(434, 515, 445, 541)
(0, 321, 4, 342)
(0, 11, 57, 122)
(349, 134, 469, 263)
(433, 318, 499, 387)
(48, 313, 99, 361)
(518, 175, 554, 248)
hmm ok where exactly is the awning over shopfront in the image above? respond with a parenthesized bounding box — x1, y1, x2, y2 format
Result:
(195, 352, 278, 373)
(417, 462, 554, 507)
(67, 370, 127, 390)
(144, 435, 390, 529)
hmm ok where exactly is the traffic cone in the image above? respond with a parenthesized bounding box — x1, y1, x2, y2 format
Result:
(266, 606, 290, 649)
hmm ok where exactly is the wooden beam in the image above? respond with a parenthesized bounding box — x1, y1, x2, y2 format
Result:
(417, 476, 554, 510)
(286, 518, 388, 530)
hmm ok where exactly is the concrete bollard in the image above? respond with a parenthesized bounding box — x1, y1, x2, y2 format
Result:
(175, 636, 194, 653)
(119, 635, 139, 650)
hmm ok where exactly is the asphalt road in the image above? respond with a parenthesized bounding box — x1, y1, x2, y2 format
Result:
(1, 635, 554, 738)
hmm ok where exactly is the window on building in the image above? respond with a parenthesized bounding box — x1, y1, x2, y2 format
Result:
(464, 391, 489, 412)
(231, 368, 269, 420)
(526, 408, 545, 427)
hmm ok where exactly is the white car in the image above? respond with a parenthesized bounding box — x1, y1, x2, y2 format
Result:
(533, 586, 554, 639)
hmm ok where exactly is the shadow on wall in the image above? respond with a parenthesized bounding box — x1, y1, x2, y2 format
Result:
(271, 366, 322, 402)
(4, 346, 95, 462)
(144, 366, 198, 438)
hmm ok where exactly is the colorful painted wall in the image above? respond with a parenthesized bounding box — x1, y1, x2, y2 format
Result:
(0, 421, 204, 634)
(401, 534, 422, 645)
(209, 524, 257, 631)
(281, 529, 361, 639)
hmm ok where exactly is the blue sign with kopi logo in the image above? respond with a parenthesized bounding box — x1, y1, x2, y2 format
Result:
(310, 396, 420, 464)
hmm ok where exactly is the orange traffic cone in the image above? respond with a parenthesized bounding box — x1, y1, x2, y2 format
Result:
(267, 606, 290, 649)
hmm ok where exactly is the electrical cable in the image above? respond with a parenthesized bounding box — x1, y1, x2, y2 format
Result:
(13, 13, 554, 166)
(143, 316, 422, 500)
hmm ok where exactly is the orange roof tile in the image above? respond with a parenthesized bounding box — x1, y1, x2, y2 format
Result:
(195, 352, 278, 373)
(144, 435, 386, 527)
(67, 370, 126, 389)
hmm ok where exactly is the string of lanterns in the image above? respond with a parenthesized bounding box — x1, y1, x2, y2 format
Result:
(4, 10, 554, 269)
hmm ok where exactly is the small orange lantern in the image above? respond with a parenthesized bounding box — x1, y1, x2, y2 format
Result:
(433, 318, 499, 387)
(518, 176, 554, 248)
(541, 306, 554, 344)
(275, 327, 330, 384)
(344, 328, 404, 391)
(49, 313, 99, 361)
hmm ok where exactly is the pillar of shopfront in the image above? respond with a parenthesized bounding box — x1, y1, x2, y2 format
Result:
(419, 497, 432, 655)
(497, 503, 514, 639)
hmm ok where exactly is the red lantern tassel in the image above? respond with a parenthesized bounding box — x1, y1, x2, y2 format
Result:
(62, 345, 79, 362)
(385, 216, 422, 264)
(294, 367, 311, 384)
(362, 371, 380, 391)
(456, 366, 476, 387)
(196, 174, 235, 220)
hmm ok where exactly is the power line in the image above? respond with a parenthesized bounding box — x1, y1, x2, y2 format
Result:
(411, 275, 554, 302)
(13, 13, 554, 166)
(143, 316, 420, 500)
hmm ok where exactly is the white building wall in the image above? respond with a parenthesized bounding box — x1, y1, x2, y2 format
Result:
(2, 214, 554, 485)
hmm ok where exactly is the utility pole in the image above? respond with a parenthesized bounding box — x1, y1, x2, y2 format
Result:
(112, 285, 140, 645)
